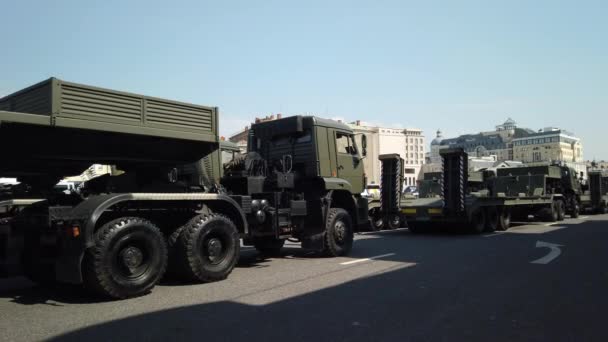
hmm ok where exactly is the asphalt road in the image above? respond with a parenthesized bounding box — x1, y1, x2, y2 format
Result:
(1, 214, 607, 342)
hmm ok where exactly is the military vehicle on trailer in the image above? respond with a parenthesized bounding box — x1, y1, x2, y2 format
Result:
(377, 149, 580, 234)
(0, 78, 369, 299)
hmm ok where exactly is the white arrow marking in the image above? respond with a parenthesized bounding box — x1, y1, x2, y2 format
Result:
(531, 241, 563, 264)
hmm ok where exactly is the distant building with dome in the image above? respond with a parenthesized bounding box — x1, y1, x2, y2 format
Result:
(424, 118, 586, 178)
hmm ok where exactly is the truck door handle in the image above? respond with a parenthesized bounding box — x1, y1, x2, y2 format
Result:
(338, 165, 344, 170)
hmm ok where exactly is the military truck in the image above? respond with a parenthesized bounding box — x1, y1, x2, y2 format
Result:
(378, 149, 578, 234)
(0, 78, 369, 299)
(580, 171, 608, 214)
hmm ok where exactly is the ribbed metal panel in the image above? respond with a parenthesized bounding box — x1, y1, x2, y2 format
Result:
(0, 81, 51, 115)
(147, 100, 213, 132)
(60, 83, 142, 122)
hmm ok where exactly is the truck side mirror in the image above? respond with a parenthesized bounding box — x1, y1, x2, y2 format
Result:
(361, 135, 367, 157)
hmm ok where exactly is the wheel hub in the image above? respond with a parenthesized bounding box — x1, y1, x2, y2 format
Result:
(120, 246, 144, 270)
(334, 220, 346, 242)
(206, 238, 223, 261)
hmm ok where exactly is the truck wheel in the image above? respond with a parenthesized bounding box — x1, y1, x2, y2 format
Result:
(83, 217, 168, 299)
(546, 202, 558, 222)
(253, 238, 285, 257)
(484, 207, 499, 233)
(323, 208, 354, 257)
(556, 200, 566, 221)
(470, 209, 486, 234)
(171, 214, 239, 282)
(497, 207, 511, 231)
(599, 203, 608, 215)
(570, 201, 580, 218)
(372, 217, 384, 231)
(386, 214, 401, 230)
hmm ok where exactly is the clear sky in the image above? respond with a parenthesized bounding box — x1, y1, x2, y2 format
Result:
(2, 0, 607, 159)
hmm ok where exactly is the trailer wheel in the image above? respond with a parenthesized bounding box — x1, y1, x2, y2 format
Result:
(556, 200, 566, 221)
(386, 214, 401, 230)
(570, 200, 580, 218)
(484, 207, 499, 233)
(170, 214, 239, 282)
(545, 201, 558, 222)
(322, 208, 354, 257)
(253, 238, 285, 257)
(372, 217, 384, 231)
(497, 207, 511, 231)
(83, 217, 168, 299)
(470, 209, 486, 234)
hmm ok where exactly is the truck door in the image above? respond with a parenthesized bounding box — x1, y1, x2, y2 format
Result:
(335, 131, 363, 193)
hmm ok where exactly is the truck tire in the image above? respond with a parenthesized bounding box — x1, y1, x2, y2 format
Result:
(470, 209, 486, 234)
(386, 214, 401, 230)
(598, 203, 608, 215)
(83, 217, 168, 299)
(322, 208, 354, 257)
(484, 207, 499, 233)
(570, 201, 580, 218)
(170, 214, 239, 282)
(253, 238, 285, 257)
(372, 217, 384, 231)
(497, 207, 511, 231)
(545, 202, 558, 222)
(556, 200, 566, 221)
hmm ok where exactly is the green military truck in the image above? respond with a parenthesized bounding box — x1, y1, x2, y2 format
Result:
(378, 149, 578, 234)
(0, 78, 369, 299)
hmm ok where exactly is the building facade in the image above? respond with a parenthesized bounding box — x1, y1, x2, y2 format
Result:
(349, 121, 425, 188)
(427, 118, 586, 177)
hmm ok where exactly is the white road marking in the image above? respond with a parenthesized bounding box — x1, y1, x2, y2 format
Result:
(544, 222, 559, 226)
(580, 216, 589, 219)
(340, 253, 396, 265)
(531, 241, 563, 264)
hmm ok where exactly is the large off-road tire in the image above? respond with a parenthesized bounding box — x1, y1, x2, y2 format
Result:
(83, 217, 168, 299)
(556, 200, 566, 221)
(484, 207, 499, 233)
(170, 214, 239, 282)
(470, 209, 486, 234)
(497, 207, 511, 231)
(322, 208, 354, 257)
(253, 238, 285, 257)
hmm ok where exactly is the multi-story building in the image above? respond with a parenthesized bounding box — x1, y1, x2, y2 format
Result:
(349, 121, 425, 188)
(512, 128, 583, 163)
(427, 118, 586, 179)
(431, 118, 533, 162)
(587, 160, 608, 172)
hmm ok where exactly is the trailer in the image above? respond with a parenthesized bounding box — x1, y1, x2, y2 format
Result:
(580, 171, 608, 214)
(378, 149, 574, 234)
(0, 78, 369, 299)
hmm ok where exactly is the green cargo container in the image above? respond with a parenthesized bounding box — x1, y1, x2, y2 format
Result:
(0, 78, 219, 178)
(0, 77, 218, 142)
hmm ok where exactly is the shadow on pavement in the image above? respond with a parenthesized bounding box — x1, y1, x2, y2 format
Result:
(1, 216, 608, 341)
(50, 217, 608, 341)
